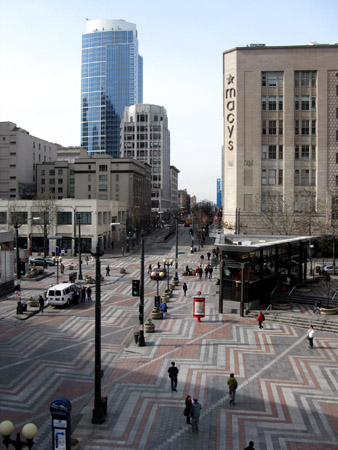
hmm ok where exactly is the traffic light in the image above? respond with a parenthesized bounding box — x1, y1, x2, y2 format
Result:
(19, 261, 26, 276)
(132, 279, 140, 296)
(189, 229, 193, 235)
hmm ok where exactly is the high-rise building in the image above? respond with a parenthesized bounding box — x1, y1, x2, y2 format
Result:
(120, 104, 171, 215)
(81, 19, 143, 158)
(0, 122, 58, 200)
(222, 44, 338, 234)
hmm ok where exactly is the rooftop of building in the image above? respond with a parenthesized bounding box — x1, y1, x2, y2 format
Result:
(223, 42, 338, 55)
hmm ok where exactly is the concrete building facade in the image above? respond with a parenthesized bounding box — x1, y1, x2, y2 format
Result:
(120, 104, 171, 215)
(222, 44, 338, 234)
(170, 166, 180, 214)
(0, 122, 57, 200)
(36, 155, 151, 232)
(0, 199, 126, 256)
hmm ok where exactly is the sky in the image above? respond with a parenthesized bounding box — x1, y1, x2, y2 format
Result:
(1, 0, 338, 203)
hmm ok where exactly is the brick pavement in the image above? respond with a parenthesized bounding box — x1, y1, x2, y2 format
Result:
(72, 249, 338, 450)
(1, 243, 338, 449)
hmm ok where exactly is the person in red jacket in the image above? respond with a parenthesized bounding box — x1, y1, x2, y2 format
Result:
(257, 311, 265, 329)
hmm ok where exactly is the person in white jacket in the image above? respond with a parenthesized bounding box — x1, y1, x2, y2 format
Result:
(308, 325, 314, 349)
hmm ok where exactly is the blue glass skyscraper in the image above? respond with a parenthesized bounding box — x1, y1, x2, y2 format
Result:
(81, 19, 143, 157)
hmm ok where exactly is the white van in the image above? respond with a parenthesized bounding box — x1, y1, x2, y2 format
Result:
(46, 283, 78, 307)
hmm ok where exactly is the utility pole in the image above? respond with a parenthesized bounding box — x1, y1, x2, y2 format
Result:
(138, 231, 146, 347)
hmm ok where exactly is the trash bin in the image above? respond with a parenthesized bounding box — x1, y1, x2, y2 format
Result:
(134, 332, 140, 344)
(69, 272, 77, 282)
(194, 247, 197, 252)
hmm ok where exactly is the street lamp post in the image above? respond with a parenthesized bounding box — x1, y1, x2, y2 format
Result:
(163, 258, 174, 290)
(0, 420, 38, 450)
(174, 216, 179, 282)
(52, 257, 61, 284)
(14, 223, 21, 282)
(77, 214, 83, 280)
(91, 243, 106, 424)
(138, 231, 146, 347)
(151, 271, 165, 307)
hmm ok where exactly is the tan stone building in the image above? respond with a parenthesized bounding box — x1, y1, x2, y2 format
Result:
(222, 44, 338, 234)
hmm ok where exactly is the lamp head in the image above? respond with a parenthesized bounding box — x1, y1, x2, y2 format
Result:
(0, 420, 15, 437)
(22, 423, 38, 440)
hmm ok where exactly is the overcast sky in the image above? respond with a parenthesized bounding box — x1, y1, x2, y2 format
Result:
(1, 0, 337, 202)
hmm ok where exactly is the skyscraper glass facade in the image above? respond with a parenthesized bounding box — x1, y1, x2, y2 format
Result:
(81, 19, 143, 157)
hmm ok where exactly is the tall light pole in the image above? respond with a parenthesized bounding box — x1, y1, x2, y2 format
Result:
(78, 213, 83, 280)
(91, 243, 106, 424)
(163, 258, 174, 290)
(14, 223, 21, 281)
(174, 216, 179, 282)
(138, 231, 146, 347)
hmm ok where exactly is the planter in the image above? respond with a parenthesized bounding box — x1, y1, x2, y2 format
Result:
(151, 308, 163, 320)
(163, 289, 172, 295)
(169, 284, 175, 290)
(28, 298, 39, 307)
(172, 279, 179, 286)
(71, 439, 81, 450)
(145, 323, 156, 333)
(182, 271, 188, 276)
(120, 268, 126, 274)
(319, 307, 338, 315)
(271, 301, 292, 310)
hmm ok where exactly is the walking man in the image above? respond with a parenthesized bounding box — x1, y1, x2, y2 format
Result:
(39, 295, 44, 313)
(81, 286, 86, 303)
(183, 282, 188, 296)
(190, 398, 202, 433)
(106, 265, 110, 276)
(227, 373, 238, 405)
(244, 442, 255, 450)
(168, 361, 179, 392)
(308, 325, 314, 349)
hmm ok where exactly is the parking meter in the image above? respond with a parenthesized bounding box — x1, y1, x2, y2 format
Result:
(154, 295, 161, 308)
(50, 397, 72, 450)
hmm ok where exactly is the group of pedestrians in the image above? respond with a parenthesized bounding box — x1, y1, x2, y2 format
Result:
(80, 285, 92, 302)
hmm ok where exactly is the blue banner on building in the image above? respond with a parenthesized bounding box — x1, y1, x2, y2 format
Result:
(217, 178, 221, 207)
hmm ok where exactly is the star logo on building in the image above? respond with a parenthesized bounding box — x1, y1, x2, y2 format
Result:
(227, 74, 235, 85)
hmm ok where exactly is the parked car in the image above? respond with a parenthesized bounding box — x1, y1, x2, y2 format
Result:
(46, 283, 79, 307)
(149, 268, 167, 280)
(29, 257, 55, 266)
(322, 265, 338, 274)
(184, 222, 190, 227)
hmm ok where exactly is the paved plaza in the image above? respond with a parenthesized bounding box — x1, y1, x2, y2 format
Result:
(0, 235, 338, 449)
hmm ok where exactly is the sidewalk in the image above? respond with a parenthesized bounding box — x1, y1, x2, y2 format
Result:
(72, 246, 338, 449)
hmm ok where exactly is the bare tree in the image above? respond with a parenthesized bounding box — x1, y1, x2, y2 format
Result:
(33, 195, 61, 257)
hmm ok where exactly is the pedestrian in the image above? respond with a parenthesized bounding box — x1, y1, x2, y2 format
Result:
(207, 251, 211, 261)
(227, 373, 238, 405)
(157, 261, 161, 268)
(195, 267, 199, 278)
(244, 442, 255, 450)
(183, 282, 188, 296)
(190, 398, 202, 432)
(209, 266, 213, 280)
(168, 361, 179, 392)
(205, 265, 209, 279)
(111, 241, 114, 250)
(148, 263, 152, 274)
(160, 301, 167, 319)
(39, 295, 44, 313)
(81, 286, 86, 302)
(199, 267, 203, 279)
(200, 255, 204, 263)
(257, 311, 265, 329)
(184, 395, 193, 425)
(85, 256, 89, 265)
(308, 325, 314, 349)
(86, 286, 92, 301)
(106, 265, 110, 276)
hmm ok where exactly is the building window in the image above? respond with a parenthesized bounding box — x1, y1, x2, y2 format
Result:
(41, 179, 45, 185)
(268, 120, 276, 135)
(263, 120, 267, 134)
(301, 169, 310, 186)
(311, 170, 316, 186)
(0, 212, 7, 224)
(99, 165, 107, 172)
(301, 96, 309, 111)
(58, 178, 63, 184)
(70, 178, 75, 185)
(57, 212, 72, 224)
(279, 120, 283, 135)
(49, 170, 55, 176)
(312, 146, 316, 160)
(312, 120, 316, 135)
(301, 120, 309, 135)
(99, 185, 107, 191)
(262, 170, 267, 185)
(58, 169, 63, 175)
(279, 145, 283, 160)
(269, 145, 277, 159)
(336, 176, 338, 187)
(88, 175, 91, 182)
(99, 175, 107, 181)
(295, 120, 299, 135)
(278, 169, 283, 185)
(295, 71, 316, 87)
(262, 96, 266, 111)
(268, 96, 277, 111)
(268, 169, 276, 185)
(301, 145, 310, 160)
(336, 130, 338, 141)
(262, 145, 267, 160)
(279, 96, 283, 111)
(50, 179, 55, 185)
(262, 71, 283, 87)
(116, 174, 119, 181)
(78, 212, 92, 225)
(41, 169, 45, 176)
(99, 194, 107, 200)
(312, 97, 316, 111)
(336, 153, 338, 164)
(295, 170, 300, 185)
(88, 185, 91, 192)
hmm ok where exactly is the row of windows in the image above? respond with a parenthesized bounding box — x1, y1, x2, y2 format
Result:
(262, 145, 317, 161)
(261, 169, 316, 186)
(123, 126, 161, 132)
(295, 120, 316, 135)
(123, 142, 161, 149)
(261, 71, 317, 88)
(261, 195, 316, 213)
(125, 133, 162, 140)
(262, 95, 317, 112)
